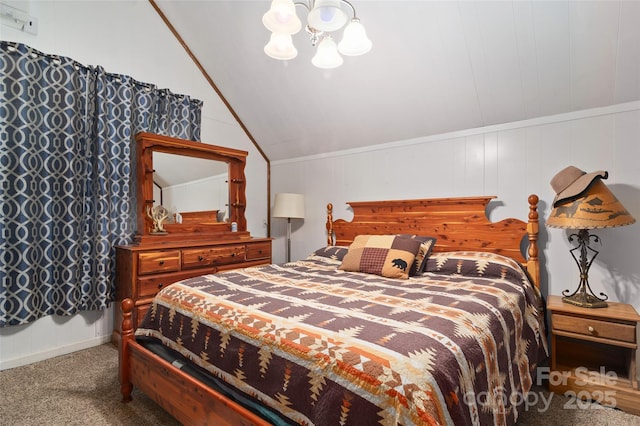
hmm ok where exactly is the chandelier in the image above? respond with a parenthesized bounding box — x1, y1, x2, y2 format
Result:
(263, 0, 372, 69)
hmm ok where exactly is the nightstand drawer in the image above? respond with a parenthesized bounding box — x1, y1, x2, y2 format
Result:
(553, 313, 636, 343)
(138, 251, 181, 275)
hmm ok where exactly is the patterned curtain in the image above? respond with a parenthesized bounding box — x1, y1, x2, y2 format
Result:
(0, 42, 202, 326)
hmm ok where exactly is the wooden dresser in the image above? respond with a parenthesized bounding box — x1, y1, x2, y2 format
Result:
(112, 132, 271, 344)
(112, 237, 271, 343)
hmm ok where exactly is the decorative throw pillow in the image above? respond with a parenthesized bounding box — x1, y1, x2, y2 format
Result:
(312, 246, 349, 261)
(397, 234, 437, 276)
(338, 235, 422, 279)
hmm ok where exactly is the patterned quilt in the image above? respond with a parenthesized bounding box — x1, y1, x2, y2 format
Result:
(136, 250, 548, 426)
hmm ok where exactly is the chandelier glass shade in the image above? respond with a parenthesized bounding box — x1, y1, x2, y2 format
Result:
(338, 18, 372, 56)
(312, 36, 343, 68)
(263, 0, 372, 68)
(307, 0, 347, 32)
(264, 33, 298, 60)
(262, 0, 301, 34)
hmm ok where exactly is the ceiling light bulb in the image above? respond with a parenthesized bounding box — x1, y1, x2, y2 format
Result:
(307, 0, 347, 32)
(338, 18, 372, 56)
(264, 33, 298, 60)
(319, 8, 336, 23)
(262, 0, 301, 35)
(311, 36, 343, 69)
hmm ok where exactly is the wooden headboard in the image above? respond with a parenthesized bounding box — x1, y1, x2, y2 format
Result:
(326, 195, 540, 289)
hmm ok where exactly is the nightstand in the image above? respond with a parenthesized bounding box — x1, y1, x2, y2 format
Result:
(547, 294, 640, 415)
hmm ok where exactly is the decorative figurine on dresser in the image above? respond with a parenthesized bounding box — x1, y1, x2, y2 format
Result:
(112, 133, 272, 344)
(546, 166, 639, 414)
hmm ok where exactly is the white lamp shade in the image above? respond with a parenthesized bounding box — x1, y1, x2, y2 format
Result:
(311, 37, 343, 69)
(338, 19, 372, 56)
(264, 33, 298, 60)
(262, 0, 302, 35)
(307, 0, 347, 32)
(273, 193, 305, 219)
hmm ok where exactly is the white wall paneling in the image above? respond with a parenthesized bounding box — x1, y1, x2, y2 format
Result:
(531, 1, 572, 116)
(569, 1, 619, 109)
(615, 1, 640, 104)
(0, 311, 113, 370)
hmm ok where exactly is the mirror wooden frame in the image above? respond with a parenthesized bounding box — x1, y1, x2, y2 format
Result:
(134, 132, 249, 243)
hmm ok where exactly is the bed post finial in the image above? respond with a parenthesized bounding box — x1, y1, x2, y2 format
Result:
(326, 203, 334, 246)
(526, 194, 540, 288)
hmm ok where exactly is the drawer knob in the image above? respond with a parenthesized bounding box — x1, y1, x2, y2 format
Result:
(159, 260, 165, 265)
(157, 283, 163, 289)
(588, 325, 595, 334)
(231, 253, 236, 257)
(198, 255, 204, 261)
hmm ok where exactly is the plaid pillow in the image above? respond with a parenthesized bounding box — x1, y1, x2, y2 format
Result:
(339, 235, 422, 279)
(397, 234, 437, 276)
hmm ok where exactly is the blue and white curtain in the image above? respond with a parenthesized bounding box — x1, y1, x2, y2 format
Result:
(0, 42, 202, 326)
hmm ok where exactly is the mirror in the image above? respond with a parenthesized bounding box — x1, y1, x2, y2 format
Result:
(134, 132, 249, 243)
(152, 152, 229, 223)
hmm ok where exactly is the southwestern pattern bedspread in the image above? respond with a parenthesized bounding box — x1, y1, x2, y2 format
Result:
(136, 251, 547, 426)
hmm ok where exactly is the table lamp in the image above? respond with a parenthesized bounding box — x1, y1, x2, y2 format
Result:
(548, 166, 636, 308)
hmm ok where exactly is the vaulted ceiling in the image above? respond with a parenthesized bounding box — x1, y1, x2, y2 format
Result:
(155, 0, 640, 162)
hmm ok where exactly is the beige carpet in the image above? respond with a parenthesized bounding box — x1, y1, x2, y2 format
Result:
(0, 344, 179, 426)
(1, 343, 639, 425)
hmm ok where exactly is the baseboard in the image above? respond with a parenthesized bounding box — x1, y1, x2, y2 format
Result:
(0, 335, 112, 371)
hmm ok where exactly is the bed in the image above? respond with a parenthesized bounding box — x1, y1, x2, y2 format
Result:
(119, 195, 548, 425)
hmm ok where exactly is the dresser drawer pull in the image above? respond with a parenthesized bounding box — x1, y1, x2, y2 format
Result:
(231, 253, 236, 257)
(159, 260, 165, 265)
(198, 255, 204, 261)
(588, 325, 595, 334)
(157, 283, 164, 289)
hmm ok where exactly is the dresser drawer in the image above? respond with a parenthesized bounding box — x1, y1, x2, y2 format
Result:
(182, 245, 245, 269)
(246, 242, 271, 260)
(138, 275, 170, 299)
(137, 268, 218, 299)
(552, 313, 636, 343)
(138, 251, 180, 275)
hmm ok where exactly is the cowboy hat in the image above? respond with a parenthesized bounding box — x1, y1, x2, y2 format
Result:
(551, 166, 608, 207)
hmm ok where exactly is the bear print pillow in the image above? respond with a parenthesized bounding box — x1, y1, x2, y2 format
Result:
(338, 235, 422, 279)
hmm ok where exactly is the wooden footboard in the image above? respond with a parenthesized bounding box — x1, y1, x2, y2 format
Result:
(119, 299, 271, 426)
